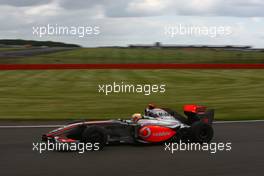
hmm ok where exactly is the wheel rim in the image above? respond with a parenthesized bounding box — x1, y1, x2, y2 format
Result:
(89, 132, 103, 143)
(199, 126, 210, 140)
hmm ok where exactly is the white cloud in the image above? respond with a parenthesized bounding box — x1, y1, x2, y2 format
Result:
(24, 1, 63, 17)
(0, 0, 264, 47)
(126, 0, 170, 15)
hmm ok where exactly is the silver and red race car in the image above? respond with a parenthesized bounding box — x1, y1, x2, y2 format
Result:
(42, 104, 214, 150)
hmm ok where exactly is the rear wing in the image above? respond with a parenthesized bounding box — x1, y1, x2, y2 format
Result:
(184, 105, 214, 125)
(198, 109, 214, 125)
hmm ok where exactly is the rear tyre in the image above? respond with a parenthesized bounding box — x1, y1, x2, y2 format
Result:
(190, 121, 214, 143)
(81, 126, 107, 150)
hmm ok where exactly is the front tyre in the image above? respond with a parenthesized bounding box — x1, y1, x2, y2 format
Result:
(190, 121, 214, 143)
(81, 126, 107, 150)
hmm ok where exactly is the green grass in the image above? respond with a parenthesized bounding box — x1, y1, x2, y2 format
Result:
(0, 70, 263, 120)
(1, 48, 264, 64)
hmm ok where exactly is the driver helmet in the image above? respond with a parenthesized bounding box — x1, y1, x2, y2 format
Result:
(131, 113, 142, 122)
(148, 103, 156, 110)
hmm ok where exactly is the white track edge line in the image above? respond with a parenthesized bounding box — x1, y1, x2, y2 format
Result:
(0, 125, 63, 128)
(214, 120, 264, 124)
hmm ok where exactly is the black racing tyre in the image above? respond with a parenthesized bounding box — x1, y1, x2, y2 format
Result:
(190, 121, 214, 143)
(81, 126, 107, 150)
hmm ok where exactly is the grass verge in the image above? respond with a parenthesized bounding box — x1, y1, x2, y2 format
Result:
(1, 48, 264, 64)
(0, 69, 263, 120)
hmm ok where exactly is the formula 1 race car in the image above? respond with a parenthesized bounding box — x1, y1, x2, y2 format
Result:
(42, 104, 214, 150)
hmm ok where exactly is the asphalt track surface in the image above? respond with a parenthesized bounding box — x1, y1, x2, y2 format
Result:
(0, 121, 263, 176)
